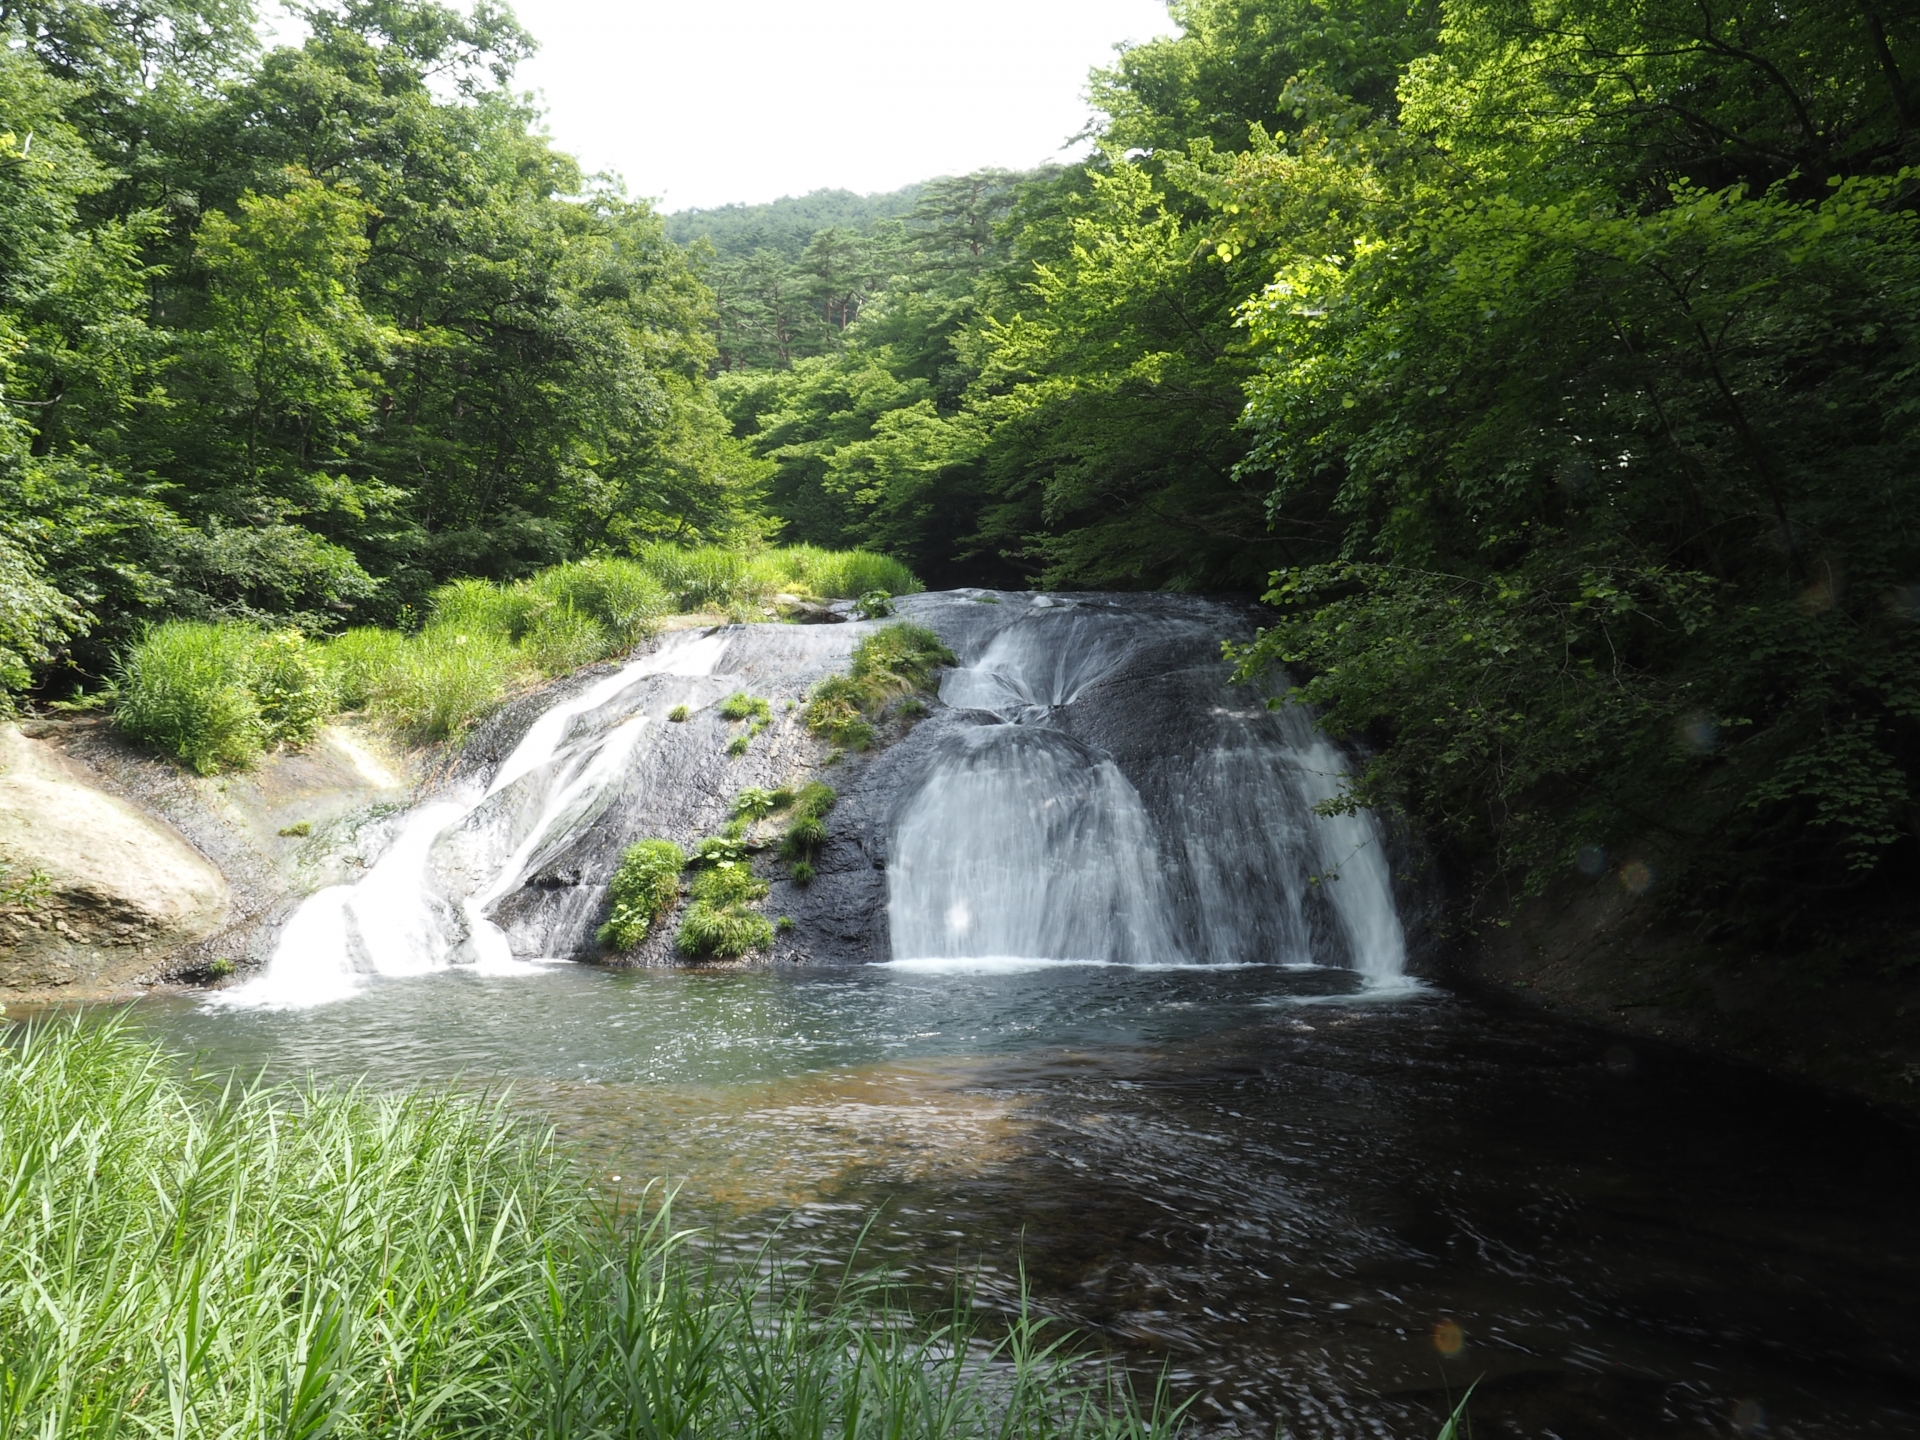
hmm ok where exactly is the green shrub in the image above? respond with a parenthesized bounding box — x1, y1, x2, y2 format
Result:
(114, 621, 268, 774)
(805, 678, 877, 751)
(851, 623, 953, 693)
(675, 840, 773, 958)
(853, 589, 895, 619)
(631, 543, 921, 612)
(769, 544, 922, 600)
(249, 630, 334, 748)
(635, 543, 785, 612)
(780, 814, 827, 861)
(732, 786, 782, 821)
(691, 835, 752, 867)
(522, 603, 611, 675)
(789, 860, 815, 886)
(689, 858, 767, 908)
(805, 625, 952, 752)
(426, 576, 538, 639)
(527, 557, 670, 645)
(792, 781, 837, 819)
(780, 784, 837, 863)
(0, 1020, 1179, 1440)
(719, 691, 771, 722)
(668, 703, 690, 722)
(726, 733, 751, 756)
(675, 902, 775, 958)
(596, 838, 686, 951)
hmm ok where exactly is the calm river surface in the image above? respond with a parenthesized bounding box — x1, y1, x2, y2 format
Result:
(126, 963, 1919, 1440)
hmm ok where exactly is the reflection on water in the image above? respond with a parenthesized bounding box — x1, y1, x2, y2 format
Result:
(125, 965, 1920, 1439)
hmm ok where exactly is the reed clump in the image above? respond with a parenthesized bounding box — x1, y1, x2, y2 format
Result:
(0, 1018, 1181, 1440)
(806, 625, 953, 752)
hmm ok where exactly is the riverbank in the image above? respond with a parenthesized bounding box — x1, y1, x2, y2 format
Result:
(1456, 875, 1920, 1120)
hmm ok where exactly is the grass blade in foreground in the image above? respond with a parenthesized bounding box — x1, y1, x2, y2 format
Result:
(0, 1017, 1180, 1440)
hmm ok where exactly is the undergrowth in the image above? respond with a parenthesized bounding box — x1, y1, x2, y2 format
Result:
(806, 625, 953, 752)
(108, 547, 920, 770)
(0, 1018, 1182, 1440)
(596, 839, 687, 951)
(676, 848, 774, 958)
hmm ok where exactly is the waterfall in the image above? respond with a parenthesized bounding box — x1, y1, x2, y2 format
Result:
(215, 592, 1407, 1009)
(219, 631, 727, 1010)
(888, 726, 1179, 965)
(887, 597, 1408, 980)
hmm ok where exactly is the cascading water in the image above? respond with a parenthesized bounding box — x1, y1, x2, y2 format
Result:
(218, 591, 1407, 1009)
(886, 595, 1408, 980)
(220, 631, 728, 1009)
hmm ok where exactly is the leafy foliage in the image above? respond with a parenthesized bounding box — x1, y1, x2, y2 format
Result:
(596, 838, 686, 951)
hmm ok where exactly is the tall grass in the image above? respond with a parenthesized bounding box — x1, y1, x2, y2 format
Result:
(636, 544, 920, 615)
(113, 547, 924, 765)
(767, 544, 920, 603)
(114, 622, 334, 774)
(0, 1019, 1179, 1440)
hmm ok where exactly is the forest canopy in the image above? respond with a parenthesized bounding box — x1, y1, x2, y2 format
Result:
(1, 0, 766, 684)
(6, 0, 1918, 940)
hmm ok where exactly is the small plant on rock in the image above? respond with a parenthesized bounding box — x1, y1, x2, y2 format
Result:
(668, 704, 689, 722)
(719, 692, 770, 723)
(805, 625, 952, 752)
(732, 787, 783, 822)
(596, 839, 686, 951)
(853, 589, 895, 619)
(780, 782, 837, 867)
(676, 846, 773, 959)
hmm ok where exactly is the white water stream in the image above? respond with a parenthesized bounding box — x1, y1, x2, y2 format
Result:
(219, 631, 727, 1010)
(888, 602, 1408, 980)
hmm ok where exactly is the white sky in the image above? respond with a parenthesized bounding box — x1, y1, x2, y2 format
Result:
(495, 1, 1177, 211)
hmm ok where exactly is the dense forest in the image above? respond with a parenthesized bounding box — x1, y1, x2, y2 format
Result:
(5, 0, 1918, 945)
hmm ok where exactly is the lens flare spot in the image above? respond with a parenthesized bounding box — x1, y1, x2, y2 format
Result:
(1677, 711, 1719, 754)
(1574, 843, 1608, 878)
(1431, 1318, 1465, 1356)
(1619, 860, 1653, 896)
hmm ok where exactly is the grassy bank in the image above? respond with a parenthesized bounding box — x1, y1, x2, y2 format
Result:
(110, 546, 919, 772)
(0, 1019, 1174, 1440)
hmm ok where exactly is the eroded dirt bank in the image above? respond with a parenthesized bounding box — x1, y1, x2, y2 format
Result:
(0, 715, 415, 1004)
